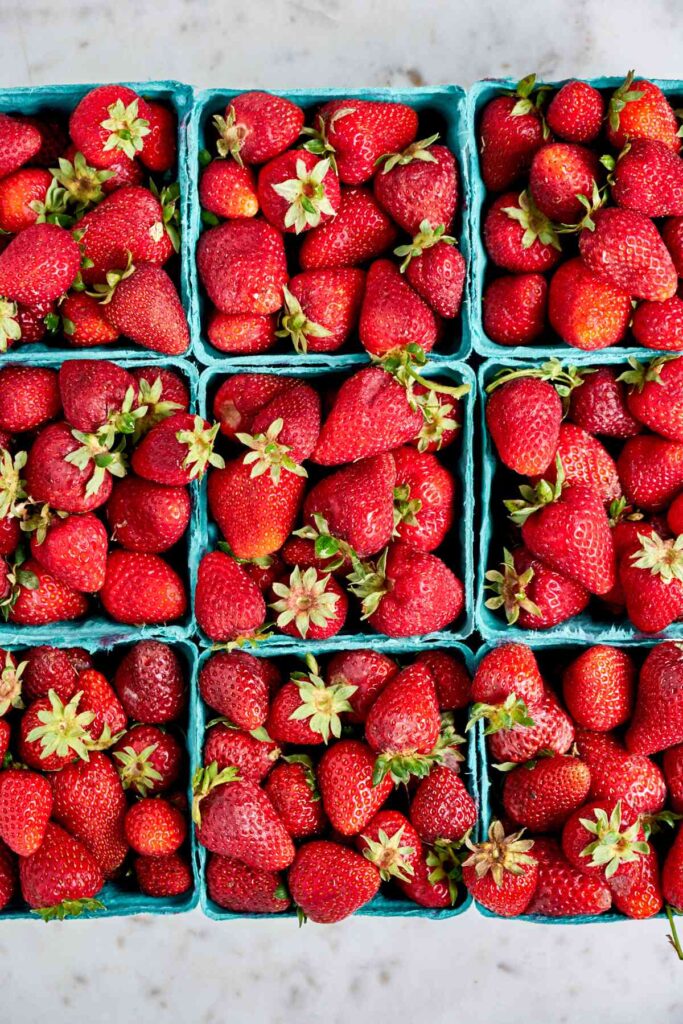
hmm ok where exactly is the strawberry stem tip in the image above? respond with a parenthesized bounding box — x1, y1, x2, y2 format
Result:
(426, 840, 465, 905)
(100, 98, 150, 160)
(0, 298, 22, 352)
(271, 157, 336, 234)
(191, 761, 240, 825)
(213, 109, 248, 166)
(502, 190, 561, 251)
(394, 220, 456, 273)
(113, 743, 164, 795)
(608, 70, 645, 133)
(0, 447, 27, 519)
(376, 133, 440, 174)
(294, 513, 356, 571)
(32, 898, 106, 922)
(0, 651, 26, 716)
(486, 357, 588, 399)
(505, 456, 565, 525)
(631, 532, 683, 583)
(25, 689, 95, 763)
(466, 693, 535, 736)
(236, 418, 307, 485)
(0, 548, 39, 621)
(52, 151, 114, 209)
(377, 344, 470, 404)
(288, 654, 356, 743)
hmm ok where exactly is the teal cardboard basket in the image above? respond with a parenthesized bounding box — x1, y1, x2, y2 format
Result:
(475, 350, 683, 643)
(193, 638, 479, 921)
(195, 356, 476, 648)
(473, 638, 669, 924)
(187, 86, 471, 367)
(0, 352, 201, 645)
(0, 634, 200, 920)
(465, 76, 683, 360)
(0, 80, 194, 363)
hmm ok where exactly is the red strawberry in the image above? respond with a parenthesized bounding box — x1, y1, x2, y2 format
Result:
(213, 374, 320, 460)
(612, 139, 683, 217)
(58, 358, 135, 434)
(106, 477, 190, 554)
(299, 186, 397, 270)
(278, 269, 365, 353)
(70, 85, 152, 167)
(281, 535, 351, 579)
(303, 453, 395, 558)
(364, 662, 441, 782)
(102, 263, 189, 355)
(0, 516, 18, 558)
(632, 293, 683, 352)
(25, 421, 117, 514)
(568, 366, 642, 437)
(19, 822, 104, 917)
(563, 646, 635, 731)
(132, 412, 223, 485)
(546, 81, 604, 143)
(392, 446, 454, 552)
(100, 551, 186, 625)
(415, 651, 471, 710)
(0, 223, 80, 305)
(207, 311, 276, 354)
(112, 724, 182, 795)
(51, 752, 127, 877)
(622, 356, 683, 440)
(203, 723, 279, 782)
(669, 493, 683, 535)
(135, 854, 192, 898)
(662, 825, 683, 911)
(0, 768, 52, 856)
(479, 78, 546, 192)
(663, 216, 683, 275)
(536, 422, 621, 505)
(22, 646, 89, 703)
(0, 840, 16, 910)
(548, 257, 632, 350)
(29, 512, 107, 593)
(0, 168, 54, 233)
(0, 365, 61, 433)
(486, 375, 562, 475)
(18, 689, 94, 771)
(356, 809, 446, 908)
(482, 273, 547, 347)
(487, 690, 574, 764)
(270, 567, 348, 640)
(626, 642, 683, 754)
(400, 226, 465, 320)
(607, 73, 680, 153)
(60, 292, 119, 347)
(258, 150, 340, 235)
(618, 531, 683, 632)
(579, 208, 677, 301)
(76, 669, 126, 745)
(138, 101, 176, 173)
(526, 837, 612, 917)
(663, 745, 683, 813)
(0, 114, 41, 177)
(309, 99, 418, 185)
(264, 756, 327, 839)
(561, 798, 640, 875)
(195, 551, 266, 643)
(6, 558, 88, 626)
(325, 649, 397, 723)
(529, 143, 599, 223)
(503, 754, 591, 832)
(374, 137, 457, 234)
(113, 640, 185, 724)
(484, 191, 561, 273)
(485, 546, 589, 628)
(0, 721, 9, 763)
(410, 766, 476, 844)
(200, 159, 259, 218)
(206, 853, 289, 913)
(213, 92, 304, 165)
(199, 650, 275, 731)
(288, 839, 380, 922)
(618, 435, 683, 511)
(125, 797, 186, 857)
(462, 820, 538, 916)
(471, 642, 544, 711)
(317, 739, 393, 835)
(575, 729, 666, 815)
(359, 259, 440, 356)
(16, 115, 66, 167)
(197, 219, 287, 315)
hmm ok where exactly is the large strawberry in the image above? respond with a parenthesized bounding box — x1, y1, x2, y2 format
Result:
(195, 550, 266, 643)
(317, 739, 393, 835)
(28, 512, 107, 593)
(410, 765, 477, 843)
(548, 257, 631, 351)
(503, 754, 591, 832)
(374, 136, 457, 233)
(626, 642, 683, 755)
(529, 142, 599, 223)
(114, 640, 185, 724)
(69, 85, 152, 167)
(132, 412, 223, 485)
(287, 840, 380, 923)
(305, 99, 418, 184)
(485, 374, 562, 475)
(462, 821, 538, 917)
(364, 662, 441, 783)
(212, 374, 320, 460)
(258, 151, 340, 234)
(579, 207, 677, 301)
(359, 259, 440, 356)
(99, 551, 186, 625)
(19, 822, 104, 918)
(51, 752, 128, 877)
(264, 756, 327, 840)
(0, 768, 52, 856)
(106, 477, 191, 554)
(197, 218, 287, 315)
(200, 650, 277, 731)
(0, 167, 55, 234)
(206, 853, 289, 913)
(525, 837, 612, 917)
(547, 81, 604, 143)
(471, 642, 545, 712)
(483, 273, 547, 347)
(485, 546, 589, 628)
(278, 269, 365, 353)
(575, 729, 666, 815)
(299, 186, 397, 270)
(212, 92, 304, 165)
(325, 649, 398, 723)
(0, 223, 80, 304)
(612, 139, 683, 217)
(479, 76, 546, 192)
(99, 262, 190, 355)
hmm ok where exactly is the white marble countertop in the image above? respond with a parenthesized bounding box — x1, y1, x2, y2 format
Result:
(2, 1, 683, 1021)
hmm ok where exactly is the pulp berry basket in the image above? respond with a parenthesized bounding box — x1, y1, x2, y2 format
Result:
(193, 638, 479, 921)
(0, 80, 195, 364)
(473, 638, 669, 925)
(0, 635, 200, 920)
(465, 76, 683, 361)
(475, 351, 683, 644)
(195, 355, 476, 649)
(186, 86, 472, 367)
(0, 352, 201, 645)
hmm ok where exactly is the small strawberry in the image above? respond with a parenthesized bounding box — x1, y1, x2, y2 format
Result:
(112, 724, 182, 795)
(415, 650, 471, 710)
(29, 512, 108, 593)
(4, 557, 89, 627)
(208, 311, 276, 354)
(529, 142, 600, 223)
(288, 839, 380, 922)
(60, 292, 119, 347)
(25, 421, 120, 514)
(486, 690, 574, 765)
(526, 837, 612, 917)
(0, 768, 52, 856)
(199, 650, 276, 731)
(546, 81, 604, 143)
(299, 186, 397, 270)
(0, 167, 55, 233)
(392, 446, 454, 552)
(100, 551, 186, 626)
(264, 755, 327, 840)
(124, 797, 186, 857)
(132, 412, 223, 485)
(200, 159, 259, 218)
(397, 223, 465, 320)
(482, 273, 547, 347)
(0, 223, 81, 305)
(484, 191, 561, 273)
(471, 642, 545, 712)
(374, 135, 458, 234)
(568, 366, 642, 437)
(548, 257, 632, 350)
(364, 662, 441, 782)
(197, 218, 288, 315)
(325, 649, 398, 723)
(0, 114, 42, 177)
(485, 372, 562, 475)
(99, 262, 190, 355)
(479, 76, 546, 192)
(52, 752, 128, 877)
(206, 853, 289, 913)
(69, 85, 152, 167)
(258, 151, 340, 235)
(0, 365, 61, 433)
(113, 640, 185, 724)
(612, 139, 683, 217)
(212, 92, 304, 165)
(462, 820, 538, 916)
(503, 754, 592, 832)
(203, 723, 279, 782)
(58, 358, 136, 435)
(563, 646, 635, 731)
(359, 258, 440, 356)
(607, 72, 680, 153)
(317, 739, 393, 836)
(19, 822, 104, 918)
(22, 646, 89, 703)
(277, 269, 365, 353)
(410, 765, 477, 844)
(485, 546, 589, 629)
(270, 566, 347, 640)
(195, 551, 266, 643)
(135, 854, 192, 898)
(632, 293, 683, 352)
(265, 654, 356, 745)
(579, 207, 677, 301)
(106, 477, 190, 554)
(575, 729, 666, 815)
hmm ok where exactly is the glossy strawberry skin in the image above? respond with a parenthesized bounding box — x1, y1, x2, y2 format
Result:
(199, 650, 276, 731)
(0, 365, 61, 433)
(299, 186, 398, 270)
(367, 542, 464, 637)
(112, 724, 182, 795)
(662, 826, 683, 910)
(546, 82, 604, 143)
(632, 293, 683, 352)
(25, 421, 113, 514)
(626, 642, 683, 756)
(317, 739, 393, 836)
(502, 547, 590, 629)
(0, 223, 81, 305)
(0, 840, 16, 910)
(22, 646, 90, 703)
(114, 640, 186, 724)
(197, 218, 287, 316)
(104, 264, 190, 356)
(222, 92, 304, 165)
(0, 769, 53, 857)
(30, 513, 108, 593)
(106, 477, 191, 554)
(139, 101, 177, 173)
(618, 536, 683, 633)
(625, 357, 683, 441)
(196, 778, 294, 871)
(288, 840, 380, 923)
(503, 755, 591, 832)
(568, 367, 642, 438)
(482, 273, 547, 347)
(207, 852, 288, 913)
(392, 446, 455, 552)
(8, 559, 89, 627)
(374, 144, 458, 234)
(131, 412, 212, 485)
(264, 760, 327, 840)
(535, 423, 621, 505)
(195, 551, 266, 643)
(203, 724, 279, 783)
(213, 374, 320, 461)
(318, 99, 418, 185)
(406, 241, 465, 320)
(0, 114, 42, 177)
(359, 259, 440, 356)
(100, 551, 186, 626)
(548, 257, 631, 351)
(471, 642, 545, 710)
(78, 185, 174, 285)
(410, 766, 477, 844)
(488, 690, 574, 764)
(58, 359, 135, 433)
(612, 139, 683, 217)
(607, 78, 680, 153)
(257, 149, 340, 234)
(484, 193, 561, 273)
(207, 311, 276, 354)
(529, 143, 599, 223)
(579, 207, 677, 302)
(285, 268, 365, 353)
(479, 95, 544, 192)
(486, 377, 562, 475)
(526, 837, 612, 917)
(61, 292, 119, 347)
(575, 729, 666, 816)
(0, 168, 52, 233)
(19, 822, 104, 910)
(135, 853, 192, 898)
(69, 85, 152, 168)
(563, 646, 635, 732)
(326, 649, 398, 723)
(365, 662, 440, 756)
(617, 435, 683, 511)
(200, 160, 259, 218)
(415, 650, 471, 710)
(124, 797, 186, 857)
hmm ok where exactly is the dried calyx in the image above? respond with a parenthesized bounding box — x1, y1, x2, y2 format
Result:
(462, 820, 536, 888)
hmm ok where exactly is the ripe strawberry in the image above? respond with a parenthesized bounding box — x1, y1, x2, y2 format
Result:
(25, 421, 117, 514)
(410, 766, 476, 844)
(536, 423, 621, 505)
(29, 512, 107, 593)
(632, 293, 683, 351)
(6, 557, 89, 626)
(626, 642, 683, 755)
(618, 531, 683, 632)
(0, 223, 80, 305)
(482, 273, 547, 346)
(503, 754, 591, 832)
(484, 191, 561, 273)
(112, 724, 182, 795)
(662, 825, 683, 911)
(135, 99, 174, 171)
(415, 651, 471, 710)
(579, 207, 677, 301)
(258, 151, 340, 235)
(113, 640, 185, 724)
(358, 259, 439, 356)
(374, 137, 457, 234)
(568, 367, 642, 437)
(563, 646, 634, 731)
(526, 837, 612, 917)
(60, 292, 119, 347)
(618, 435, 683, 511)
(308, 99, 417, 185)
(529, 142, 599, 223)
(135, 853, 192, 898)
(207, 311, 276, 353)
(487, 690, 574, 764)
(0, 365, 61, 432)
(278, 269, 365, 353)
(479, 77, 546, 192)
(0, 840, 16, 910)
(125, 797, 185, 857)
(197, 218, 287, 315)
(575, 729, 666, 815)
(51, 752, 127, 877)
(546, 81, 604, 143)
(199, 650, 275, 731)
(663, 216, 683, 275)
(7, 298, 55, 347)
(22, 646, 90, 703)
(0, 114, 41, 177)
(0, 168, 54, 233)
(76, 669, 126, 745)
(471, 642, 545, 711)
(392, 446, 454, 551)
(19, 822, 104, 917)
(213, 92, 304, 165)
(288, 839, 380, 922)
(203, 723, 279, 782)
(548, 257, 632, 350)
(399, 225, 465, 320)
(206, 853, 289, 913)
(193, 763, 295, 871)
(213, 374, 320, 460)
(325, 649, 398, 723)
(299, 186, 397, 269)
(355, 809, 447, 908)
(663, 745, 683, 813)
(102, 263, 190, 355)
(70, 85, 152, 168)
(132, 412, 223, 485)
(364, 662, 440, 778)
(57, 358, 135, 434)
(486, 375, 562, 475)
(0, 515, 18, 558)
(485, 545, 590, 628)
(200, 159, 259, 218)
(348, 541, 464, 637)
(462, 820, 538, 916)
(264, 755, 327, 839)
(316, 739, 393, 835)
(106, 477, 190, 554)
(17, 689, 92, 771)
(612, 139, 683, 217)
(607, 73, 680, 153)
(195, 551, 266, 643)
(0, 768, 52, 856)
(134, 365, 195, 414)
(0, 721, 9, 763)
(621, 356, 683, 440)
(100, 551, 186, 625)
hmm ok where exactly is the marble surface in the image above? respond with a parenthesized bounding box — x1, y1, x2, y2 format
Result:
(2, 1, 683, 1021)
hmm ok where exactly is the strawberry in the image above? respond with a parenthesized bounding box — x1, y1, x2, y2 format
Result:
(356, 809, 449, 908)
(632, 293, 683, 351)
(299, 186, 397, 270)
(612, 139, 683, 217)
(316, 739, 393, 835)
(60, 292, 119, 347)
(0, 721, 9, 763)
(0, 516, 18, 558)
(486, 374, 562, 475)
(135, 854, 192, 898)
(398, 224, 465, 320)
(0, 223, 80, 305)
(193, 763, 295, 870)
(278, 269, 365, 353)
(200, 159, 259, 218)
(479, 77, 546, 192)
(10, 299, 56, 347)
(662, 826, 683, 911)
(25, 420, 120, 514)
(325, 649, 398, 723)
(195, 551, 266, 643)
(575, 729, 666, 815)
(359, 259, 440, 356)
(561, 798, 642, 875)
(0, 168, 54, 233)
(536, 423, 621, 505)
(113, 640, 185, 724)
(16, 115, 66, 167)
(663, 216, 683, 275)
(663, 745, 683, 813)
(626, 642, 683, 754)
(306, 99, 418, 185)
(410, 765, 476, 844)
(607, 73, 680, 153)
(288, 839, 380, 922)
(212, 92, 304, 165)
(264, 755, 327, 840)
(18, 689, 93, 771)
(208, 311, 276, 354)
(618, 531, 683, 632)
(206, 853, 289, 913)
(213, 374, 320, 460)
(503, 754, 592, 832)
(415, 651, 471, 711)
(77, 669, 126, 745)
(484, 191, 561, 272)
(462, 820, 538, 916)
(5, 557, 88, 626)
(199, 650, 275, 731)
(138, 101, 176, 173)
(51, 752, 127, 877)
(28, 512, 107, 593)
(618, 435, 683, 511)
(546, 81, 604, 143)
(526, 837, 612, 917)
(203, 723, 279, 782)
(100, 551, 186, 626)
(101, 263, 190, 356)
(258, 151, 340, 235)
(131, 367, 189, 416)
(485, 546, 589, 628)
(197, 218, 288, 315)
(364, 662, 441, 781)
(563, 646, 634, 731)
(0, 114, 41, 177)
(471, 642, 545, 711)
(125, 796, 186, 857)
(548, 257, 632, 350)
(579, 207, 677, 301)
(0, 768, 52, 856)
(69, 85, 152, 168)
(106, 477, 190, 554)
(132, 412, 223, 485)
(0, 365, 61, 433)
(270, 567, 348, 641)
(374, 137, 457, 234)
(529, 143, 600, 223)
(348, 541, 464, 637)
(57, 358, 135, 434)
(482, 273, 547, 347)
(0, 840, 16, 910)
(392, 446, 454, 552)
(568, 366, 642, 437)
(19, 822, 104, 918)
(112, 724, 182, 796)
(486, 690, 574, 764)
(621, 356, 683, 440)
(22, 646, 89, 703)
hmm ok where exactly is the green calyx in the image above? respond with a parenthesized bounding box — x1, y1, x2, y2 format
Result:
(608, 70, 645, 133)
(100, 98, 150, 160)
(237, 417, 306, 485)
(98, 385, 149, 448)
(484, 548, 542, 625)
(217, 541, 274, 571)
(413, 389, 460, 452)
(149, 179, 181, 252)
(270, 565, 340, 639)
(65, 430, 128, 498)
(462, 820, 536, 888)
(426, 839, 466, 905)
(372, 715, 464, 787)
(25, 688, 95, 763)
(133, 375, 184, 440)
(113, 742, 163, 795)
(504, 455, 565, 526)
(281, 753, 321, 800)
(486, 357, 587, 402)
(376, 344, 470, 410)
(466, 692, 535, 736)
(29, 177, 72, 228)
(376, 133, 440, 174)
(0, 298, 21, 352)
(276, 284, 332, 354)
(631, 532, 683, 584)
(393, 484, 422, 531)
(300, 108, 356, 173)
(618, 354, 672, 392)
(85, 251, 136, 305)
(579, 801, 650, 879)
(287, 653, 357, 743)
(0, 447, 27, 519)
(0, 548, 39, 621)
(0, 651, 26, 716)
(555, 180, 605, 235)
(213, 108, 248, 165)
(192, 761, 240, 825)
(509, 73, 551, 123)
(51, 151, 114, 210)
(33, 898, 105, 922)
(608, 497, 643, 529)
(346, 548, 389, 620)
(177, 416, 225, 481)
(18, 503, 63, 547)
(394, 220, 455, 272)
(271, 156, 336, 234)
(502, 190, 561, 251)
(361, 823, 416, 882)
(293, 513, 356, 572)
